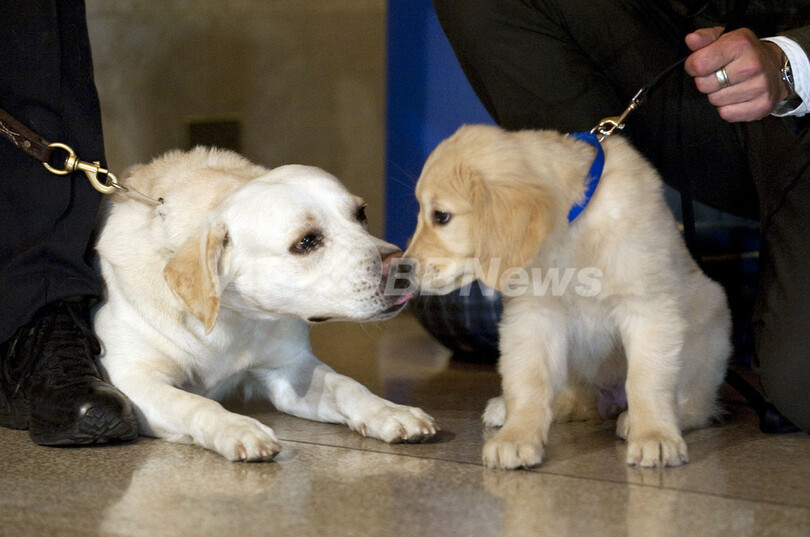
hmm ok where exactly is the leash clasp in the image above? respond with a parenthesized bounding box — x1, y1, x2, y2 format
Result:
(44, 142, 120, 194)
(43, 142, 162, 206)
(591, 88, 645, 141)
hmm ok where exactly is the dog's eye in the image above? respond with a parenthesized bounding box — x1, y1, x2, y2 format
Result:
(432, 210, 452, 225)
(356, 204, 368, 225)
(290, 232, 323, 255)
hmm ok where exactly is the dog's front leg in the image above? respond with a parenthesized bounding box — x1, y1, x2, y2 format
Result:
(107, 367, 281, 462)
(482, 300, 567, 470)
(256, 354, 437, 443)
(615, 299, 688, 467)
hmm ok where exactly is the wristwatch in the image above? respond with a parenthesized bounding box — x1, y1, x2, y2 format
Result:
(774, 51, 803, 114)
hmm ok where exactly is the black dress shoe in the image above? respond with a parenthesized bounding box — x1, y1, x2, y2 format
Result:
(0, 299, 138, 445)
(724, 369, 800, 434)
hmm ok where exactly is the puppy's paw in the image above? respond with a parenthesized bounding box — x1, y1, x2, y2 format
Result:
(482, 429, 543, 470)
(626, 431, 688, 468)
(355, 404, 438, 443)
(615, 410, 630, 440)
(482, 396, 505, 428)
(212, 416, 282, 462)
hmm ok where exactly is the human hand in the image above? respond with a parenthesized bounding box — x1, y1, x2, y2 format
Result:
(684, 26, 788, 122)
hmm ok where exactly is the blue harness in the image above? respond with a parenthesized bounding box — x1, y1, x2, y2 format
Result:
(566, 131, 605, 223)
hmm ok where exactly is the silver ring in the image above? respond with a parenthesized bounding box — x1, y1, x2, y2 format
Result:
(716, 67, 731, 89)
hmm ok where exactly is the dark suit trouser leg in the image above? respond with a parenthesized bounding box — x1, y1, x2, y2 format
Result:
(749, 118, 810, 433)
(0, 0, 105, 342)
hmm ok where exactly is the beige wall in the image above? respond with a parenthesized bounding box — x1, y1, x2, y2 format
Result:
(86, 0, 387, 236)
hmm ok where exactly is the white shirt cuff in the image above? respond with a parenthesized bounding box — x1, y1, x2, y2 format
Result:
(762, 36, 809, 117)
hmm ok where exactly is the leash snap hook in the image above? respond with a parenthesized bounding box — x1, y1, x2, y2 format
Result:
(591, 88, 645, 141)
(43, 142, 118, 194)
(592, 116, 624, 141)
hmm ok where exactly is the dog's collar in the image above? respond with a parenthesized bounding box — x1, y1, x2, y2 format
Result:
(567, 131, 604, 222)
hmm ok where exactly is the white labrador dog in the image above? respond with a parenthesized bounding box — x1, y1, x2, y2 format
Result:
(94, 147, 436, 461)
(404, 125, 730, 470)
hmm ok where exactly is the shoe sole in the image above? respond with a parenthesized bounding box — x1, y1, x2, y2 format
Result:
(29, 404, 139, 446)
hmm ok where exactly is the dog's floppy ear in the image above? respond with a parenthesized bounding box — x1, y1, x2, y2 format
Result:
(472, 179, 554, 291)
(164, 222, 230, 334)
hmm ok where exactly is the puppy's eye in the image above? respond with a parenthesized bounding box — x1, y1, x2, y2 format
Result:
(432, 210, 452, 225)
(356, 204, 368, 225)
(290, 232, 323, 255)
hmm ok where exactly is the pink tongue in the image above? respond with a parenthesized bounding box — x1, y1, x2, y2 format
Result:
(395, 293, 415, 306)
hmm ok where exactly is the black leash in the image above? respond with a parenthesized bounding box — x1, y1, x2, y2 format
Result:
(590, 8, 747, 249)
(590, 55, 688, 141)
(592, 0, 748, 139)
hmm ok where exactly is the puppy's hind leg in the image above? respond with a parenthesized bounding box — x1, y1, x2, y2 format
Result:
(677, 281, 731, 431)
(482, 396, 506, 428)
(484, 381, 601, 430)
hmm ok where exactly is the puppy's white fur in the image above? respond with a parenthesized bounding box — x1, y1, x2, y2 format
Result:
(94, 147, 436, 461)
(404, 125, 730, 469)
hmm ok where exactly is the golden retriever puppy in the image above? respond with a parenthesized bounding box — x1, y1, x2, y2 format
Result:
(94, 148, 436, 461)
(403, 125, 730, 469)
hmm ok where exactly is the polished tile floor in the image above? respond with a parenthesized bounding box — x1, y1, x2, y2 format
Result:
(1, 313, 808, 537)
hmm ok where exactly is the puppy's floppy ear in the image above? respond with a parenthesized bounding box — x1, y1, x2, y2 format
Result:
(472, 179, 554, 291)
(164, 222, 231, 334)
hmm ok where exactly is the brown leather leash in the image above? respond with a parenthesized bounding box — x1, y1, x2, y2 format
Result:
(0, 107, 54, 163)
(0, 107, 162, 205)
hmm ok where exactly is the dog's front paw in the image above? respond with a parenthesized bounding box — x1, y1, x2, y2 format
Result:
(482, 396, 505, 428)
(355, 404, 438, 443)
(482, 428, 543, 470)
(211, 416, 282, 462)
(626, 431, 688, 467)
(615, 410, 630, 440)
